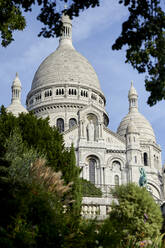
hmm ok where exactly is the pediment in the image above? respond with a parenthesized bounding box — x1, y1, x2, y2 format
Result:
(103, 126, 126, 149)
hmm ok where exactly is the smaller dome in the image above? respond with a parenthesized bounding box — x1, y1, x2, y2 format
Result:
(117, 110, 156, 142)
(117, 83, 156, 142)
(7, 73, 28, 117)
(126, 120, 139, 134)
(7, 103, 28, 117)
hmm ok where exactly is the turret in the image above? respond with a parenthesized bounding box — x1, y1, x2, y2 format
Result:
(6, 73, 28, 117)
(59, 13, 73, 48)
(126, 119, 141, 166)
(11, 72, 21, 104)
(128, 81, 138, 113)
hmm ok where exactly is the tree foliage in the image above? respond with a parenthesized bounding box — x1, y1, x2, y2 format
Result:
(0, 131, 73, 248)
(113, 0, 165, 106)
(0, 0, 99, 47)
(81, 178, 102, 197)
(0, 106, 82, 215)
(98, 183, 163, 248)
(62, 143, 82, 216)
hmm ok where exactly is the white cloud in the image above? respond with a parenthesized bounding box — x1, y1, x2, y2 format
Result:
(72, 0, 127, 42)
(23, 38, 58, 67)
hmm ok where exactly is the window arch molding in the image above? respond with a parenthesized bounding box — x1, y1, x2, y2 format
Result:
(81, 110, 101, 124)
(107, 156, 125, 171)
(111, 160, 122, 171)
(147, 181, 161, 199)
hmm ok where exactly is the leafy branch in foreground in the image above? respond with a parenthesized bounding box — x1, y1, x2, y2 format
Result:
(113, 0, 165, 106)
(0, 0, 99, 47)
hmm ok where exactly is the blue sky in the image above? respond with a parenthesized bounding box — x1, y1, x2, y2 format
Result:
(0, 0, 165, 162)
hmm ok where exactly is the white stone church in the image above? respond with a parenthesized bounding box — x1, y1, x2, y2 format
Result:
(6, 15, 164, 215)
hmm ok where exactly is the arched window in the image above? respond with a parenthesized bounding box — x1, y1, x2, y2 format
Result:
(69, 118, 77, 128)
(91, 93, 97, 100)
(114, 175, 119, 186)
(45, 89, 52, 97)
(89, 158, 96, 184)
(56, 118, 64, 133)
(144, 152, 148, 166)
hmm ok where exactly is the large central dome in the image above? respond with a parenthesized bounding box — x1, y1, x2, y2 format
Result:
(31, 44, 101, 91)
(26, 14, 108, 128)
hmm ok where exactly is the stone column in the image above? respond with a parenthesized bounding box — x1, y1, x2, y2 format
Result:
(86, 165, 89, 181)
(64, 107, 68, 130)
(100, 166, 102, 185)
(98, 123, 103, 139)
(121, 168, 126, 184)
(65, 84, 68, 98)
(102, 167, 105, 185)
(96, 167, 99, 185)
(79, 120, 84, 138)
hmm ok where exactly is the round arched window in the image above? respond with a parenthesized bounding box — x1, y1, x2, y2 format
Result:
(69, 118, 77, 129)
(144, 153, 148, 166)
(114, 175, 119, 186)
(89, 158, 96, 184)
(56, 118, 64, 133)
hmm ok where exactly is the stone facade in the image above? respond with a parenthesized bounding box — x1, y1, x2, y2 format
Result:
(7, 15, 164, 205)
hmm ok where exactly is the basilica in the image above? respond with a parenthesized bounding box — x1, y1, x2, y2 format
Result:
(7, 14, 164, 207)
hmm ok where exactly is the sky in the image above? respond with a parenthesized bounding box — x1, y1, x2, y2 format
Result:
(0, 0, 165, 162)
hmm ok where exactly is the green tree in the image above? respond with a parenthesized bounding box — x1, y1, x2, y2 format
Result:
(0, 107, 82, 216)
(98, 183, 163, 248)
(81, 178, 102, 197)
(0, 129, 74, 248)
(63, 143, 82, 216)
(1, 0, 165, 105)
